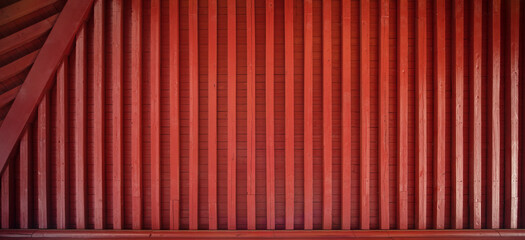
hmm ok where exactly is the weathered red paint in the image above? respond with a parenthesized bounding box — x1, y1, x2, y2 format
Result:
(208, 0, 218, 230)
(246, 0, 256, 230)
(150, 0, 161, 230)
(359, 0, 370, 230)
(397, 0, 408, 230)
(322, 0, 333, 230)
(56, 60, 68, 229)
(378, 0, 389, 230)
(265, 0, 275, 231)
(302, 0, 312, 231)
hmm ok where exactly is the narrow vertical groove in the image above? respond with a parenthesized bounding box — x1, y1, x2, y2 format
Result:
(378, 0, 389, 230)
(415, 0, 427, 229)
(433, 0, 445, 230)
(487, 0, 501, 229)
(227, 0, 237, 230)
(37, 94, 49, 229)
(75, 25, 86, 229)
(322, 0, 333, 230)
(1, 163, 12, 228)
(265, 0, 275, 230)
(131, 0, 142, 229)
(284, 0, 294, 230)
(56, 60, 68, 229)
(169, 0, 180, 230)
(208, 0, 218, 230)
(341, 0, 351, 230)
(93, 0, 105, 229)
(111, 0, 123, 230)
(359, 0, 370, 230)
(451, 0, 464, 230)
(19, 129, 31, 229)
(150, 0, 161, 230)
(470, 0, 482, 229)
(246, 0, 256, 230)
(188, 0, 199, 230)
(397, 0, 408, 230)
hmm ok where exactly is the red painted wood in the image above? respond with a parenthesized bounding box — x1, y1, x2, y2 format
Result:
(284, 0, 294, 230)
(302, 0, 312, 231)
(0, 14, 57, 56)
(451, 0, 464, 230)
(470, 0, 482, 229)
(487, 0, 501, 229)
(359, 0, 370, 230)
(504, 0, 519, 229)
(0, 51, 37, 83)
(56, 60, 68, 229)
(246, 0, 256, 230)
(433, 0, 445, 230)
(111, 0, 123, 230)
(378, 0, 389, 230)
(415, 0, 427, 229)
(169, 0, 180, 231)
(0, 0, 58, 26)
(227, 0, 237, 230)
(0, 86, 20, 109)
(130, 0, 142, 230)
(19, 129, 31, 228)
(37, 94, 49, 229)
(150, 0, 161, 230)
(74, 25, 86, 229)
(397, 0, 408, 230)
(1, 163, 12, 228)
(188, 0, 198, 230)
(208, 0, 217, 230)
(341, 0, 351, 231)
(322, 0, 332, 230)
(265, 0, 275, 230)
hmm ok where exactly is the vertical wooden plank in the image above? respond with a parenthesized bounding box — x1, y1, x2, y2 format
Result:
(504, 0, 519, 229)
(266, 0, 275, 230)
(487, 0, 501, 229)
(37, 93, 49, 229)
(246, 0, 256, 230)
(322, 0, 333, 230)
(150, 0, 161, 230)
(378, 0, 389, 230)
(433, 0, 445, 230)
(74, 25, 86, 229)
(1, 163, 12, 228)
(169, 0, 180, 230)
(111, 0, 123, 230)
(284, 0, 294, 230)
(415, 0, 427, 229)
(131, 0, 142, 230)
(208, 0, 218, 230)
(56, 60, 68, 229)
(341, 0, 351, 230)
(188, 0, 199, 230)
(19, 129, 31, 228)
(359, 0, 370, 230)
(227, 0, 237, 230)
(93, 0, 105, 229)
(451, 0, 464, 230)
(303, 0, 313, 231)
(470, 0, 482, 229)
(397, 0, 408, 230)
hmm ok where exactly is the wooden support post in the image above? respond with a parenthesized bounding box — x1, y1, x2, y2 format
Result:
(360, 0, 370, 230)
(322, 0, 333, 230)
(341, 0, 351, 230)
(451, 0, 464, 230)
(75, 25, 86, 229)
(56, 60, 68, 229)
(208, 0, 218, 230)
(246, 0, 256, 230)
(397, 0, 408, 230)
(284, 0, 294, 230)
(378, 0, 389, 230)
(188, 0, 199, 230)
(150, 0, 161, 230)
(169, 0, 180, 230)
(131, 0, 142, 230)
(37, 94, 49, 229)
(19, 129, 31, 228)
(266, 0, 275, 230)
(227, 0, 237, 230)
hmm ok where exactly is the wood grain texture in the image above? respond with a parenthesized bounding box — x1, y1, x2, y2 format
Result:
(284, 0, 294, 230)
(341, 0, 351, 230)
(359, 0, 370, 230)
(322, 0, 333, 230)
(150, 0, 161, 230)
(397, 0, 408, 230)
(208, 0, 218, 230)
(188, 0, 199, 230)
(56, 60, 68, 229)
(378, 0, 389, 230)
(131, 0, 142, 229)
(265, 0, 275, 230)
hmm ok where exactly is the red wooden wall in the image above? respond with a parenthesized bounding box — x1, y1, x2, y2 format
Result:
(1, 0, 525, 232)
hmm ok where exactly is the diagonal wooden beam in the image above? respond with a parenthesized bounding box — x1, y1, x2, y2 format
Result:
(0, 0, 94, 174)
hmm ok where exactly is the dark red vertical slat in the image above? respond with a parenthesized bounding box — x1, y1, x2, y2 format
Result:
(56, 60, 68, 229)
(208, 0, 218, 230)
(150, 0, 161, 230)
(131, 0, 142, 230)
(433, 0, 445, 230)
(341, 0, 351, 230)
(188, 0, 199, 230)
(37, 93, 49, 229)
(265, 0, 275, 230)
(111, 0, 123, 230)
(359, 0, 370, 230)
(1, 163, 12, 228)
(415, 0, 427, 229)
(397, 0, 408, 230)
(303, 0, 313, 230)
(322, 0, 332, 230)
(451, 0, 464, 230)
(19, 129, 31, 228)
(169, 0, 180, 230)
(74, 25, 86, 229)
(487, 0, 501, 229)
(93, 0, 105, 229)
(227, 0, 237, 230)
(504, 0, 519, 229)
(378, 0, 389, 230)
(284, 0, 294, 230)
(470, 0, 482, 229)
(246, 0, 256, 230)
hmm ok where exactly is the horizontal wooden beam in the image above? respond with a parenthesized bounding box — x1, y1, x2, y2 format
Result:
(0, 0, 58, 27)
(0, 14, 57, 55)
(0, 51, 38, 83)
(0, 85, 21, 109)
